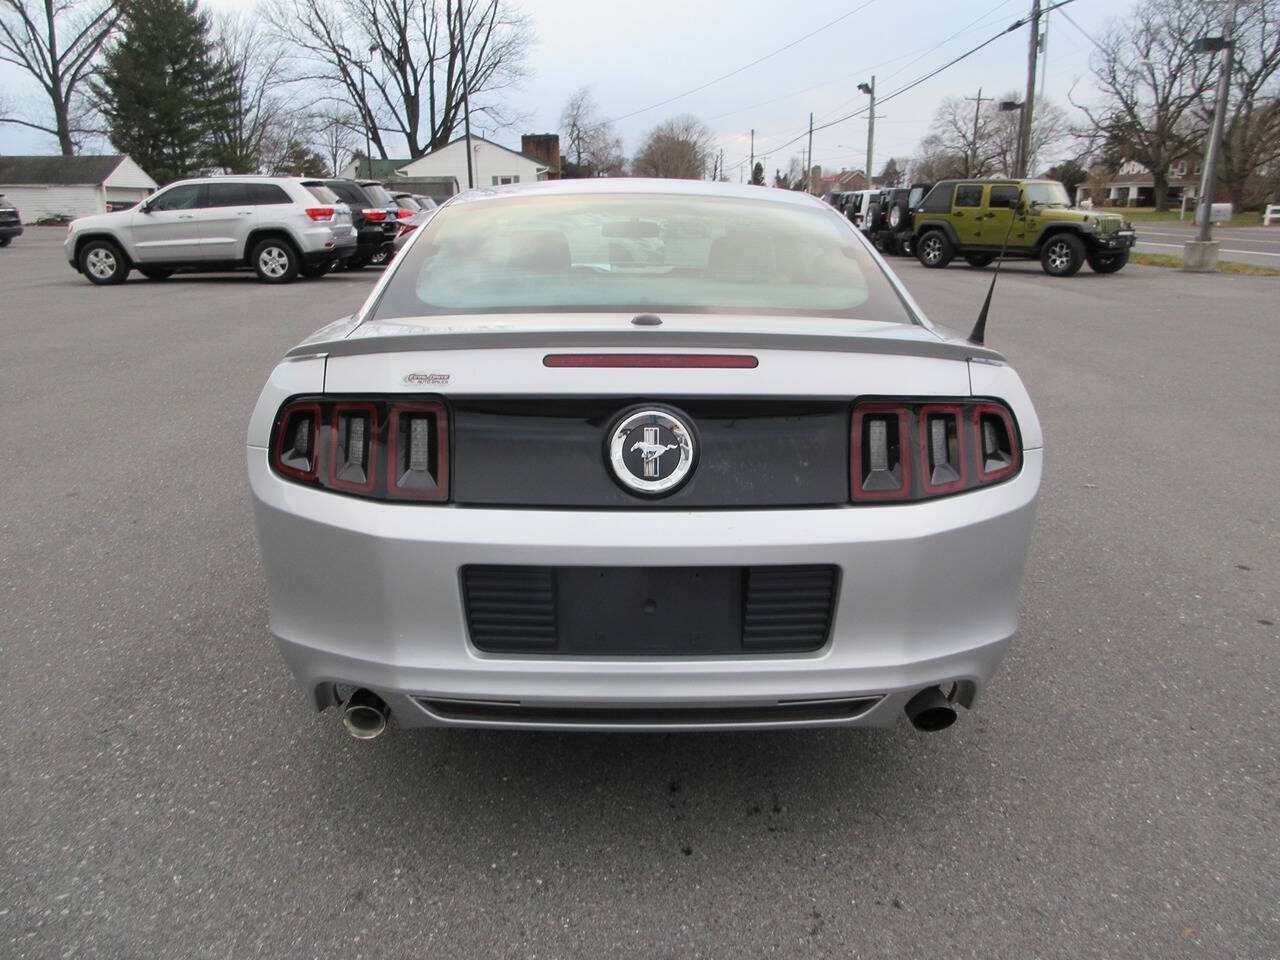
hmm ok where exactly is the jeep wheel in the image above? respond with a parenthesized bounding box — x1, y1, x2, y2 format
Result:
(917, 230, 953, 269)
(896, 235, 915, 257)
(252, 238, 299, 283)
(965, 255, 996, 268)
(79, 239, 129, 285)
(1040, 233, 1085, 277)
(1086, 248, 1129, 274)
(866, 201, 883, 232)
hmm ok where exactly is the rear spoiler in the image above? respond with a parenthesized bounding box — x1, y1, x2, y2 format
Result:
(285, 326, 1007, 364)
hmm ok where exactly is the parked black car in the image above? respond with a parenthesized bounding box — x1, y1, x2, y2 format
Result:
(319, 179, 398, 269)
(864, 183, 932, 257)
(0, 194, 23, 247)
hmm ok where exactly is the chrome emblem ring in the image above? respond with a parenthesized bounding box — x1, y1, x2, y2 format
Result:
(608, 408, 696, 496)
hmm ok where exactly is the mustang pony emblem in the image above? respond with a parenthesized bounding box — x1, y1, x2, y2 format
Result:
(630, 428, 678, 478)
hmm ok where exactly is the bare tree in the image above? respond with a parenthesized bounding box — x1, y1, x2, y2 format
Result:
(265, 0, 533, 160)
(920, 95, 1000, 178)
(212, 11, 291, 172)
(0, 0, 120, 153)
(1210, 0, 1280, 209)
(1073, 0, 1217, 210)
(630, 115, 713, 180)
(559, 87, 624, 177)
(313, 104, 361, 174)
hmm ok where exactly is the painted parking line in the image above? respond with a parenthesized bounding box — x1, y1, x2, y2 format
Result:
(1138, 228, 1280, 245)
(1137, 240, 1280, 258)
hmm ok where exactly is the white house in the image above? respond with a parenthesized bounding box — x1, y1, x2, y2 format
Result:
(0, 155, 158, 223)
(393, 136, 550, 190)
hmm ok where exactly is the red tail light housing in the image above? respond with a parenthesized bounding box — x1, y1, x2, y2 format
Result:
(852, 398, 1020, 503)
(363, 208, 388, 221)
(270, 397, 450, 502)
(397, 223, 416, 236)
(395, 208, 414, 220)
(305, 207, 335, 222)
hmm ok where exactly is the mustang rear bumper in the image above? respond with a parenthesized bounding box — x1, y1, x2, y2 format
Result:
(248, 447, 1042, 731)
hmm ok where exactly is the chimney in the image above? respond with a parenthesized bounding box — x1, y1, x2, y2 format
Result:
(521, 133, 561, 180)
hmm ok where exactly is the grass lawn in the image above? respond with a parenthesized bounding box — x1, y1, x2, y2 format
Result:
(1109, 207, 1275, 228)
(1131, 252, 1280, 276)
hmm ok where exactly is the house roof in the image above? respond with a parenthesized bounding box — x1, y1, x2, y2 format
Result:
(404, 135, 550, 171)
(0, 154, 125, 185)
(350, 157, 412, 179)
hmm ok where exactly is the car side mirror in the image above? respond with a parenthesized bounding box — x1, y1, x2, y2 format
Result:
(140, 200, 154, 214)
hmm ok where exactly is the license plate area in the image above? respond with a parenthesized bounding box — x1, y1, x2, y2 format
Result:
(462, 565, 836, 656)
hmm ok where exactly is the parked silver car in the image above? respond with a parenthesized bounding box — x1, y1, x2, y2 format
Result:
(64, 176, 358, 284)
(248, 178, 1042, 738)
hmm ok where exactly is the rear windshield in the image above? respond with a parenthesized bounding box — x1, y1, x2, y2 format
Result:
(361, 183, 394, 206)
(394, 195, 421, 210)
(373, 193, 914, 322)
(304, 183, 340, 204)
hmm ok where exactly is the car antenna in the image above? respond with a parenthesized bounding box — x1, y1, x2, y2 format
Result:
(968, 188, 1023, 346)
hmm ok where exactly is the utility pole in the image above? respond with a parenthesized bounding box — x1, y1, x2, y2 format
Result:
(749, 129, 755, 181)
(457, 0, 475, 189)
(1038, 8, 1049, 101)
(1016, 0, 1041, 178)
(860, 75, 880, 188)
(963, 88, 990, 177)
(717, 148, 724, 181)
(806, 112, 814, 193)
(1186, 0, 1239, 269)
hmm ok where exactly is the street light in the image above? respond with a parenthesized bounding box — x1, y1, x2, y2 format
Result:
(338, 43, 380, 173)
(1000, 100, 1024, 178)
(1184, 0, 1238, 272)
(858, 77, 875, 186)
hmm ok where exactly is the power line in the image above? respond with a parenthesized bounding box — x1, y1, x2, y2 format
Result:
(601, 0, 881, 126)
(721, 0, 1080, 173)
(1058, 9, 1107, 54)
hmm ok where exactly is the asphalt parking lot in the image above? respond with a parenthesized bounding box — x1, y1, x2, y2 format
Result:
(2, 227, 1276, 959)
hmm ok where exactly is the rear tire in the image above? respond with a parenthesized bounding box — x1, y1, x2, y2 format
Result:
(917, 230, 953, 268)
(865, 201, 883, 232)
(965, 254, 996, 268)
(368, 244, 393, 267)
(1086, 248, 1129, 274)
(0, 236, 11, 247)
(898, 235, 915, 258)
(79, 238, 129, 285)
(887, 202, 908, 230)
(1040, 233, 1085, 277)
(139, 267, 174, 280)
(345, 256, 368, 270)
(251, 238, 299, 283)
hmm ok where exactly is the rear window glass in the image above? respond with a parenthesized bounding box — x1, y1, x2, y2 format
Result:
(248, 183, 291, 205)
(361, 183, 394, 205)
(955, 185, 983, 207)
(989, 185, 1020, 209)
(325, 182, 368, 205)
(305, 184, 341, 204)
(373, 193, 914, 323)
(394, 195, 421, 210)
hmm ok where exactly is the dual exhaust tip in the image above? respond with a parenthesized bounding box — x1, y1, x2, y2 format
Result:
(340, 685, 959, 737)
(341, 688, 390, 740)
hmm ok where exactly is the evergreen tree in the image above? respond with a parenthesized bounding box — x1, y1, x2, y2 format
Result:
(94, 0, 236, 183)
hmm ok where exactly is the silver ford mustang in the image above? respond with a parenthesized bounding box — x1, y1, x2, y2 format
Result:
(247, 178, 1042, 738)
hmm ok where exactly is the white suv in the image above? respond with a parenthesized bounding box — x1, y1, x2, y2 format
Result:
(64, 177, 359, 285)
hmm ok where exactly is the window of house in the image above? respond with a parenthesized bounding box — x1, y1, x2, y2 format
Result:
(491, 175, 520, 185)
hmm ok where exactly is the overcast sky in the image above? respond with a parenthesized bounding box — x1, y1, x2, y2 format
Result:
(1, 0, 1137, 176)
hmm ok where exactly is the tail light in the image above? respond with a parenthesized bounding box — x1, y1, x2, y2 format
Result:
(363, 208, 388, 221)
(305, 207, 335, 222)
(851, 399, 1019, 503)
(397, 223, 416, 236)
(270, 397, 449, 502)
(395, 208, 414, 220)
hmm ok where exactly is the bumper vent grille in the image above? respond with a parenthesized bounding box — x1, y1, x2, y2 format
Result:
(742, 566, 838, 652)
(461, 566, 558, 652)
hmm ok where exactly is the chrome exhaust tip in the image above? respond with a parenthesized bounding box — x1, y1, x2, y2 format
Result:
(904, 686, 958, 732)
(342, 688, 390, 740)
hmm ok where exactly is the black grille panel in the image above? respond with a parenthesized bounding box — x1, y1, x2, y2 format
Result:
(743, 566, 838, 652)
(461, 566, 558, 652)
(462, 565, 836, 655)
